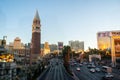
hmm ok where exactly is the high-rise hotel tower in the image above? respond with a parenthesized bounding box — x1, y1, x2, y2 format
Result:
(31, 10, 41, 63)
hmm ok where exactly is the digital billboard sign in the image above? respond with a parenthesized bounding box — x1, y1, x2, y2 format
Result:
(97, 32, 111, 50)
(58, 42, 63, 50)
(114, 38, 120, 57)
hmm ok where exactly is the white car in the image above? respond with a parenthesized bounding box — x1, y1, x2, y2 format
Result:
(91, 65, 96, 68)
(105, 73, 114, 78)
(76, 67, 80, 71)
(90, 68, 95, 73)
(102, 73, 114, 80)
(95, 68, 100, 72)
(74, 63, 77, 65)
(79, 63, 83, 66)
(45, 65, 47, 69)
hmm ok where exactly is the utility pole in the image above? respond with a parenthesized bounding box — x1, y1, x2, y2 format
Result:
(24, 44, 27, 80)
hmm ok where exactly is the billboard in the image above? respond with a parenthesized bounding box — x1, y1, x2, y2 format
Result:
(0, 54, 14, 62)
(114, 38, 120, 57)
(97, 31, 120, 50)
(97, 32, 111, 50)
(58, 42, 63, 50)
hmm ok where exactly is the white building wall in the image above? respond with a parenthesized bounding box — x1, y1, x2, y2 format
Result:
(69, 40, 84, 52)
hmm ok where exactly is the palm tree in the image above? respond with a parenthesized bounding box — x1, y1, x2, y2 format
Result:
(62, 46, 72, 75)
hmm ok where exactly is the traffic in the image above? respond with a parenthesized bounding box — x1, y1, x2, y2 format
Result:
(70, 59, 120, 80)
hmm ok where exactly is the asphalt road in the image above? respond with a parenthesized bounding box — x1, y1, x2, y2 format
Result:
(37, 58, 74, 80)
(37, 59, 120, 80)
(72, 62, 120, 80)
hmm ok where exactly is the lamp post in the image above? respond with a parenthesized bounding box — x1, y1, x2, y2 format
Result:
(24, 44, 27, 80)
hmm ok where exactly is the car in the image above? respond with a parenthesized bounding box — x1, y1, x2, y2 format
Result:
(87, 65, 91, 68)
(79, 63, 83, 66)
(83, 62, 87, 65)
(105, 73, 114, 78)
(74, 63, 77, 65)
(76, 67, 80, 71)
(45, 65, 48, 69)
(90, 68, 95, 73)
(102, 76, 113, 80)
(95, 68, 100, 72)
(102, 73, 114, 80)
(91, 64, 96, 68)
(71, 63, 74, 66)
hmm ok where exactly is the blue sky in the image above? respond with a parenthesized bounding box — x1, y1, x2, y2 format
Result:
(0, 0, 120, 50)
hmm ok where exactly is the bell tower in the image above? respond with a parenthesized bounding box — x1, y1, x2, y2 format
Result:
(31, 10, 41, 63)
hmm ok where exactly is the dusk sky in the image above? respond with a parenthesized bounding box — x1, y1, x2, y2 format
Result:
(0, 0, 120, 50)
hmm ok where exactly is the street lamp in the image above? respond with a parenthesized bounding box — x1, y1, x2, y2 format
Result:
(24, 44, 27, 80)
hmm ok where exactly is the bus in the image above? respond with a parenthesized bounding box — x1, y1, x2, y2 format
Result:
(102, 66, 112, 73)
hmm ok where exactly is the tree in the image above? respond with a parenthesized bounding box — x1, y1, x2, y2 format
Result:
(62, 46, 72, 75)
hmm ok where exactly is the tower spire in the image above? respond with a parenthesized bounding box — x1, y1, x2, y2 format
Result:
(34, 10, 40, 20)
(31, 10, 41, 64)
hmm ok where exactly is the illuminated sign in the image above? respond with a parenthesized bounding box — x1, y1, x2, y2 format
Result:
(97, 32, 110, 37)
(111, 32, 120, 36)
(58, 42, 63, 50)
(97, 31, 120, 50)
(0, 54, 14, 62)
(114, 38, 120, 57)
(97, 32, 111, 50)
